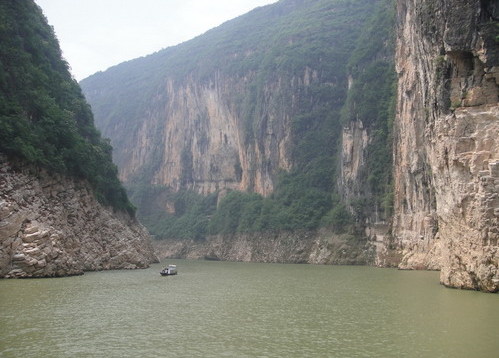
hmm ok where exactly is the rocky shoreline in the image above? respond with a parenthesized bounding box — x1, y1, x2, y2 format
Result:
(153, 229, 373, 266)
(0, 157, 158, 278)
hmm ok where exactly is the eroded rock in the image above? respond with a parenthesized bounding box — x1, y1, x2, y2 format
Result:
(0, 157, 158, 278)
(391, 0, 498, 292)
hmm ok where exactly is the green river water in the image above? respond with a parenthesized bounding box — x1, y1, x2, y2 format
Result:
(0, 260, 498, 357)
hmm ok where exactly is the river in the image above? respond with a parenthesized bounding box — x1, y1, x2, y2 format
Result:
(0, 260, 497, 357)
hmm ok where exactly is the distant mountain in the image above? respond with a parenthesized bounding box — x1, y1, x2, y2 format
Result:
(81, 0, 394, 238)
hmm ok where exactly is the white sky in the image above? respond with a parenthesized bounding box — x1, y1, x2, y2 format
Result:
(34, 0, 278, 80)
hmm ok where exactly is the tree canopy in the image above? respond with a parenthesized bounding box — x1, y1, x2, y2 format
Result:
(0, 0, 135, 215)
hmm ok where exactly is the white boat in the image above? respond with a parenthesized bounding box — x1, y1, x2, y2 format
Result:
(160, 264, 177, 276)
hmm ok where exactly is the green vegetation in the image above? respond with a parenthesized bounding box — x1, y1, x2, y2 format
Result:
(133, 177, 348, 240)
(340, 0, 396, 221)
(0, 0, 134, 215)
(128, 186, 217, 240)
(81, 0, 396, 239)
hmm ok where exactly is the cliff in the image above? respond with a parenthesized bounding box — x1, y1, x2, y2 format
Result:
(96, 73, 296, 197)
(81, 0, 378, 198)
(338, 0, 396, 258)
(0, 157, 157, 277)
(391, 0, 498, 291)
(0, 0, 158, 277)
(153, 229, 371, 265)
(81, 0, 383, 240)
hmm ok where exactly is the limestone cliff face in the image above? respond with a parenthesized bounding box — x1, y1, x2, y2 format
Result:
(338, 0, 396, 265)
(392, 0, 498, 291)
(90, 69, 319, 197)
(0, 157, 158, 278)
(153, 229, 371, 266)
(81, 0, 371, 203)
(340, 120, 370, 205)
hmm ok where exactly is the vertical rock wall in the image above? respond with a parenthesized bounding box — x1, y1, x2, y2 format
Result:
(340, 120, 370, 206)
(393, 0, 498, 291)
(0, 157, 158, 278)
(121, 72, 296, 197)
(108, 69, 323, 198)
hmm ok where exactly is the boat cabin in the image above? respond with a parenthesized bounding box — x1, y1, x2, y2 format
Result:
(160, 264, 177, 276)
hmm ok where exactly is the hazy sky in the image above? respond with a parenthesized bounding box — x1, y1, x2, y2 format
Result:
(34, 0, 278, 81)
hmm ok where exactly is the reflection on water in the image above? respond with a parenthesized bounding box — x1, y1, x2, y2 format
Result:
(1, 260, 498, 357)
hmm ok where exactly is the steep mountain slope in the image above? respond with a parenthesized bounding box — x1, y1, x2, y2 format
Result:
(82, 0, 378, 195)
(81, 0, 393, 238)
(0, 0, 157, 277)
(392, 0, 498, 291)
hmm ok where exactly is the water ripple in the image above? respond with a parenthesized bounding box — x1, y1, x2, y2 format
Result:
(1, 261, 498, 357)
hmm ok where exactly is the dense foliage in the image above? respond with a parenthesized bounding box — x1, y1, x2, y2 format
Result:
(0, 0, 134, 215)
(82, 0, 396, 239)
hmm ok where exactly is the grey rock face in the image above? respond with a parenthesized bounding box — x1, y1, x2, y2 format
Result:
(392, 0, 498, 291)
(0, 157, 158, 278)
(153, 229, 372, 266)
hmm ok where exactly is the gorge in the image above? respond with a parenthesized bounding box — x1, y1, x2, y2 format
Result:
(81, 0, 498, 292)
(1, 0, 496, 293)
